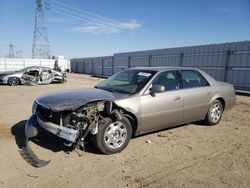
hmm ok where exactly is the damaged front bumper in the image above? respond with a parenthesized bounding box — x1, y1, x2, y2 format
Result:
(36, 116, 78, 142)
(26, 115, 78, 143)
(22, 115, 78, 167)
(20, 115, 50, 167)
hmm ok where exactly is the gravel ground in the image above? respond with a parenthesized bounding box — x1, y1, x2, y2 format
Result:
(0, 73, 249, 188)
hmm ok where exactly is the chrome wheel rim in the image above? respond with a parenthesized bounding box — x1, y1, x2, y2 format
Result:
(210, 103, 222, 122)
(104, 121, 127, 149)
(10, 78, 19, 85)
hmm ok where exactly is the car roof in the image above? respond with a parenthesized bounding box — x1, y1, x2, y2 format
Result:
(129, 66, 200, 72)
(25, 66, 52, 69)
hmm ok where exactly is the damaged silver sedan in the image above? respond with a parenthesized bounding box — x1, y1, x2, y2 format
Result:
(23, 67, 235, 167)
(0, 66, 66, 86)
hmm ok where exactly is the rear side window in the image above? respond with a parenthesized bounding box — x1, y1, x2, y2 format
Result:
(180, 70, 209, 89)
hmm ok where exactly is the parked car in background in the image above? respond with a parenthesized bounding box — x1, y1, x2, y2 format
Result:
(24, 67, 235, 167)
(0, 66, 66, 86)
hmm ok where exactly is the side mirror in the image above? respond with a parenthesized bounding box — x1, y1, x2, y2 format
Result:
(151, 85, 165, 95)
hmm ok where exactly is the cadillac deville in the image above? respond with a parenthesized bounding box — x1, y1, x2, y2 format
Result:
(22, 67, 235, 167)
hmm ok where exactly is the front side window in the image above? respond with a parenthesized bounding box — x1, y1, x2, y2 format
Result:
(25, 69, 40, 76)
(180, 70, 209, 89)
(96, 70, 156, 94)
(152, 71, 180, 91)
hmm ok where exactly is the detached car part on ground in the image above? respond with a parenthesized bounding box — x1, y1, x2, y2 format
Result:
(23, 67, 235, 167)
(0, 66, 66, 86)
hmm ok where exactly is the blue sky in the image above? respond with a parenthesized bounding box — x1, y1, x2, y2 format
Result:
(0, 0, 249, 58)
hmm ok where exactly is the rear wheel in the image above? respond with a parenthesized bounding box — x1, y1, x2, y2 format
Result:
(94, 117, 132, 154)
(204, 100, 223, 125)
(8, 77, 20, 86)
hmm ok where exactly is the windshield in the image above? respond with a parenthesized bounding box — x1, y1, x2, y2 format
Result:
(15, 67, 33, 73)
(96, 69, 156, 94)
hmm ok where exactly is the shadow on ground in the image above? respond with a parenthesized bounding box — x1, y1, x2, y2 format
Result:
(10, 120, 207, 156)
(11, 120, 27, 148)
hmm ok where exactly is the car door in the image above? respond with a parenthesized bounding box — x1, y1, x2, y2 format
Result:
(22, 67, 40, 83)
(41, 68, 53, 84)
(140, 71, 184, 134)
(24, 68, 40, 77)
(179, 70, 213, 122)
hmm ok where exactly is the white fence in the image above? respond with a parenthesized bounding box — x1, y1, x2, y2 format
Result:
(0, 58, 70, 72)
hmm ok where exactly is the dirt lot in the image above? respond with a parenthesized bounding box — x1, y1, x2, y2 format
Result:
(0, 73, 249, 188)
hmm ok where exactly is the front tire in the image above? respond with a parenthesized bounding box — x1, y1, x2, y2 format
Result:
(204, 100, 223, 125)
(94, 117, 132, 154)
(8, 77, 20, 86)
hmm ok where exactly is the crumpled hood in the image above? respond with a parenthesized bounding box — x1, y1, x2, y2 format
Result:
(36, 88, 126, 111)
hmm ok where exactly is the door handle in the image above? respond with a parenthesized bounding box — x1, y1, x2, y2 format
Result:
(174, 96, 181, 100)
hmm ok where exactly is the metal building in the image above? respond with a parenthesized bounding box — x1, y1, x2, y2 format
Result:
(70, 41, 250, 92)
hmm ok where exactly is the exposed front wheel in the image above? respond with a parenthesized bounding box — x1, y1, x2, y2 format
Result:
(8, 77, 20, 86)
(94, 117, 132, 154)
(204, 100, 223, 125)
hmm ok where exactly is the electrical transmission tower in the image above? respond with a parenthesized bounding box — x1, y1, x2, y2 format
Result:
(16, 50, 23, 58)
(6, 43, 16, 58)
(32, 0, 51, 59)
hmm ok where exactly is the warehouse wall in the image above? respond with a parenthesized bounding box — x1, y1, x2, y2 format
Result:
(71, 56, 113, 77)
(70, 41, 250, 92)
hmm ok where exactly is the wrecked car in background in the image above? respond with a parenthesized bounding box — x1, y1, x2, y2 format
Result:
(0, 66, 66, 86)
(23, 67, 235, 167)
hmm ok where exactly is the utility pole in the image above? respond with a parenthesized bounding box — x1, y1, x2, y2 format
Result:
(32, 0, 51, 59)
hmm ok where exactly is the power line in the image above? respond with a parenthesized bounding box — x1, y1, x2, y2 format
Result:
(48, 5, 113, 29)
(49, 8, 90, 22)
(46, 0, 130, 31)
(51, 0, 119, 25)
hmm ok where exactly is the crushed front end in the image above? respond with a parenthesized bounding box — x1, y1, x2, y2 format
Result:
(23, 100, 110, 167)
